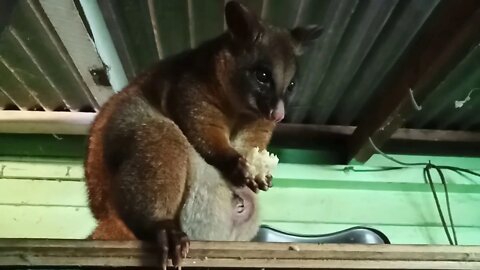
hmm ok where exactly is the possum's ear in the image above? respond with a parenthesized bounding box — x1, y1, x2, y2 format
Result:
(290, 25, 323, 54)
(225, 1, 263, 46)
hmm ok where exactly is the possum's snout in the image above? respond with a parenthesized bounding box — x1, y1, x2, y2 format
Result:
(269, 100, 285, 122)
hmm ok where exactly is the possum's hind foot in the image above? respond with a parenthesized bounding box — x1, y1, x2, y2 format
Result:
(157, 229, 190, 270)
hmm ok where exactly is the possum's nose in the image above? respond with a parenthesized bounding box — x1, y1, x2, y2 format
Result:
(269, 100, 285, 122)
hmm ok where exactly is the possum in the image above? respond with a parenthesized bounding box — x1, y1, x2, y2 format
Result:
(84, 1, 322, 269)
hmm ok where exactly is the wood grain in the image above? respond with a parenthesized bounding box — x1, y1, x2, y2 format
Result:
(2, 239, 480, 269)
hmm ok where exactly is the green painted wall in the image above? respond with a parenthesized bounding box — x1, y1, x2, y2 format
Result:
(1, 138, 479, 245)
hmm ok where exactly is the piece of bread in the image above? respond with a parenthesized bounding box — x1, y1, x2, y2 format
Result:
(245, 147, 279, 179)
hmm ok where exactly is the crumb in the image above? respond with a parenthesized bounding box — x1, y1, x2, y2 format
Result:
(289, 245, 300, 251)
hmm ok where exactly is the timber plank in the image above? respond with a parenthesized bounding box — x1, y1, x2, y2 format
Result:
(1, 240, 480, 269)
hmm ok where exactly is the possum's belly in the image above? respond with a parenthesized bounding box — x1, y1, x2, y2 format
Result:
(179, 152, 260, 241)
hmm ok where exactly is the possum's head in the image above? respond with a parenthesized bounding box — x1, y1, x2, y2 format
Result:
(224, 1, 322, 122)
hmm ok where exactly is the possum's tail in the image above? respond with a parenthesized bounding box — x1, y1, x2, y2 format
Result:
(84, 88, 138, 240)
(84, 109, 112, 221)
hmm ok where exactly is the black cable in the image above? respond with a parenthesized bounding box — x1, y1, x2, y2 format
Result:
(342, 166, 405, 173)
(437, 165, 480, 178)
(366, 137, 477, 245)
(432, 164, 458, 245)
(368, 138, 429, 167)
(436, 164, 477, 245)
(423, 165, 454, 245)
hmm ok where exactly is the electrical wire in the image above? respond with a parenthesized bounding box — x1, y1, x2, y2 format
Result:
(432, 165, 458, 245)
(367, 137, 480, 177)
(368, 137, 429, 166)
(436, 165, 480, 178)
(409, 88, 423, 111)
(365, 137, 479, 245)
(423, 166, 453, 245)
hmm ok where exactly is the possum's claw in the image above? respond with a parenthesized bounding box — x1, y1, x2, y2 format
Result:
(254, 174, 271, 191)
(256, 177, 269, 191)
(266, 174, 273, 188)
(246, 174, 272, 192)
(245, 174, 272, 192)
(156, 229, 190, 270)
(157, 229, 169, 270)
(170, 230, 190, 268)
(246, 177, 259, 193)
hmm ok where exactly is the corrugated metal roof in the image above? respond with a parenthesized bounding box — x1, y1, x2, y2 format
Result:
(0, 0, 100, 112)
(408, 45, 480, 130)
(0, 0, 478, 132)
(98, 0, 478, 131)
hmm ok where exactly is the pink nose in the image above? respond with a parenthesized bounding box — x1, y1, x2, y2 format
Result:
(269, 100, 285, 122)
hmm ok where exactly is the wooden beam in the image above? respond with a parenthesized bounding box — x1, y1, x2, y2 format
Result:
(0, 111, 94, 135)
(348, 1, 480, 163)
(2, 239, 480, 269)
(272, 124, 480, 146)
(0, 111, 479, 151)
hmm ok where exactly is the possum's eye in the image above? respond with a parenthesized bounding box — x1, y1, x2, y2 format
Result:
(254, 68, 272, 85)
(287, 80, 295, 92)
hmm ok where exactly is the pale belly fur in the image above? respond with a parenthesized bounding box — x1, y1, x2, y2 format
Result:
(180, 147, 260, 241)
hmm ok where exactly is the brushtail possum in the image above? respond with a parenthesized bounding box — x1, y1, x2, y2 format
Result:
(85, 1, 322, 268)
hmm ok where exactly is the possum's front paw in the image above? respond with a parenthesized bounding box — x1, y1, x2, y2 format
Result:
(227, 155, 250, 187)
(246, 174, 271, 192)
(229, 155, 268, 193)
(225, 150, 278, 193)
(244, 147, 279, 192)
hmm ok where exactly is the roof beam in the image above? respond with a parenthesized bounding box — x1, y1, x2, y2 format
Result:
(0, 112, 478, 153)
(348, 1, 480, 163)
(271, 124, 480, 146)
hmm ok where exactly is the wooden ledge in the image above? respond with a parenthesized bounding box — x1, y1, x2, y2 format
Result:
(1, 239, 480, 269)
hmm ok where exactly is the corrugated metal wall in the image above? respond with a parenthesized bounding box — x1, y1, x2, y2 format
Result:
(0, 0, 478, 131)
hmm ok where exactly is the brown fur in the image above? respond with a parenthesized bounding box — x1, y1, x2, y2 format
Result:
(85, 58, 272, 241)
(84, 1, 322, 267)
